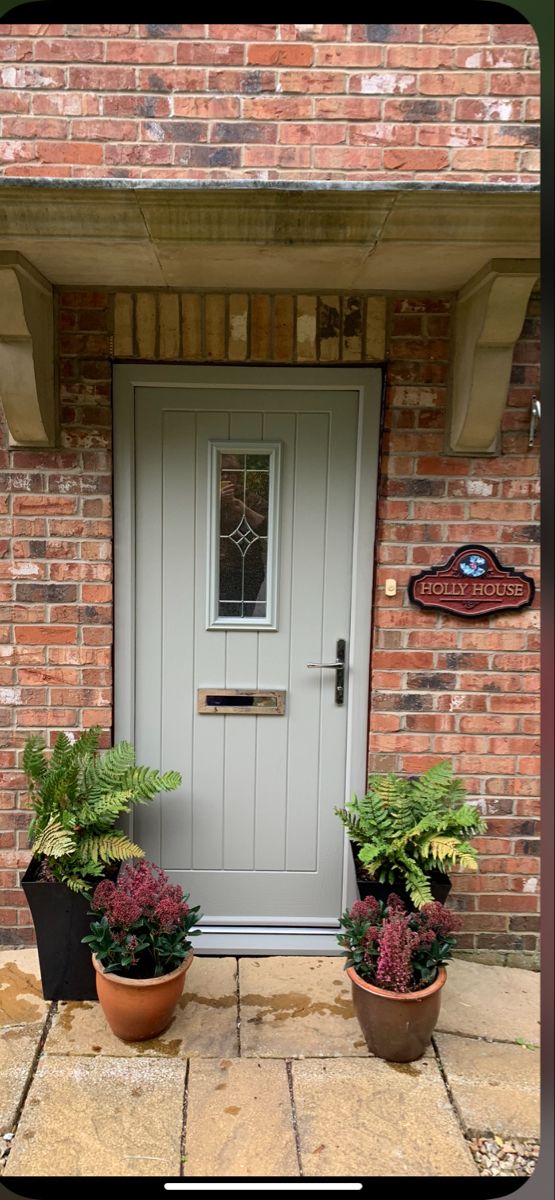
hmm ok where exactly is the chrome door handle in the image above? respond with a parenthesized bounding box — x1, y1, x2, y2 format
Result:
(306, 662, 343, 669)
(306, 639, 345, 705)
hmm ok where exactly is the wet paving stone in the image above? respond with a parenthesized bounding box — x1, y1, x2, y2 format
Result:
(239, 956, 368, 1058)
(45, 956, 238, 1059)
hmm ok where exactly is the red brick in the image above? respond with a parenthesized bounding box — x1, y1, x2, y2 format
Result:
(418, 124, 484, 147)
(348, 72, 416, 95)
(315, 46, 383, 67)
(278, 122, 347, 145)
(384, 148, 449, 170)
(105, 41, 176, 64)
(207, 70, 275, 93)
(387, 46, 453, 68)
(174, 96, 240, 119)
(34, 38, 105, 61)
(312, 147, 382, 169)
(454, 46, 526, 69)
(315, 97, 381, 119)
(0, 65, 66, 88)
(247, 44, 313, 67)
(15, 626, 77, 645)
(136, 67, 206, 92)
(67, 66, 137, 90)
(490, 72, 540, 95)
(36, 141, 103, 164)
(211, 122, 277, 144)
(2, 116, 67, 138)
(279, 71, 346, 93)
(422, 24, 491, 43)
(491, 24, 538, 45)
(353, 25, 420, 43)
(351, 123, 415, 146)
(208, 25, 277, 41)
(176, 42, 245, 65)
(419, 72, 486, 95)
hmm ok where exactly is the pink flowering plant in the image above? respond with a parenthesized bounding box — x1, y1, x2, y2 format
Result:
(82, 860, 202, 978)
(338, 893, 461, 992)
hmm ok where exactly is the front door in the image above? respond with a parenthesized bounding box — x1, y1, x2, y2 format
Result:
(114, 366, 381, 952)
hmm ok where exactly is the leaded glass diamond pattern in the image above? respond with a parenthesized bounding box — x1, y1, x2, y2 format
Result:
(228, 515, 260, 557)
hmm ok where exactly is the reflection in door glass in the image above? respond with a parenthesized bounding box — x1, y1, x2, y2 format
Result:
(218, 452, 270, 618)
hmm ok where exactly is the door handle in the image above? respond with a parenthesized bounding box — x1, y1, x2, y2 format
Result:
(306, 639, 345, 705)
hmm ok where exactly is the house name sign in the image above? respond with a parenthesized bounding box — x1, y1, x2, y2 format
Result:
(408, 545, 535, 618)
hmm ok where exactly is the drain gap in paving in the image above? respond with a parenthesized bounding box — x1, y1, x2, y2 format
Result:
(235, 957, 241, 1057)
(431, 1033, 538, 1180)
(431, 1031, 467, 1137)
(285, 1058, 303, 1178)
(179, 1058, 191, 1178)
(438, 1029, 539, 1048)
(1, 1000, 56, 1174)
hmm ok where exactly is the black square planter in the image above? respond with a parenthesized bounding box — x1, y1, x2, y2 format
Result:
(352, 847, 451, 912)
(21, 858, 98, 1001)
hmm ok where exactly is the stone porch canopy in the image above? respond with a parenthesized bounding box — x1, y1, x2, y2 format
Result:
(0, 182, 540, 454)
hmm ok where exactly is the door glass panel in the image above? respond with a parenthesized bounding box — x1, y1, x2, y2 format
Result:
(208, 442, 280, 629)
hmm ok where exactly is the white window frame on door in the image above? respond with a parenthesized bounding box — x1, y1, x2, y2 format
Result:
(207, 439, 282, 631)
(113, 365, 383, 952)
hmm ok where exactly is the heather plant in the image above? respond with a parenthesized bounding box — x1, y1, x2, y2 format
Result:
(335, 760, 486, 908)
(22, 727, 181, 894)
(83, 860, 202, 978)
(338, 893, 461, 993)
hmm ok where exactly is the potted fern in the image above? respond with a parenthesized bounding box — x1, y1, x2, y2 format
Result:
(336, 761, 487, 910)
(21, 727, 181, 1001)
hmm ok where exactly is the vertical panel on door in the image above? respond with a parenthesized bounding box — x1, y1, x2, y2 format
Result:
(285, 412, 330, 872)
(134, 396, 162, 865)
(192, 411, 229, 869)
(222, 411, 262, 870)
(255, 411, 296, 871)
(161, 410, 196, 868)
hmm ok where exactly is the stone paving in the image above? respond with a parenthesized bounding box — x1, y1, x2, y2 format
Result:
(0, 948, 541, 1179)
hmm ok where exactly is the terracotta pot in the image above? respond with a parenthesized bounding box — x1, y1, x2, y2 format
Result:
(347, 964, 446, 1063)
(92, 952, 193, 1042)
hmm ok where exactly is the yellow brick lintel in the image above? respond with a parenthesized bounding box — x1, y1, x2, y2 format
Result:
(112, 291, 387, 364)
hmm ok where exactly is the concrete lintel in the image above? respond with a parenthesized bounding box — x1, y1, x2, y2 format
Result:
(448, 258, 540, 455)
(0, 252, 55, 447)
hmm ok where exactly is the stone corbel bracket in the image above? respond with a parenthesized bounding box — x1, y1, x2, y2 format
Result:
(0, 252, 55, 447)
(448, 258, 540, 454)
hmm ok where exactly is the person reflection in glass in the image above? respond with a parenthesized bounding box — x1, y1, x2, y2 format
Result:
(219, 454, 269, 618)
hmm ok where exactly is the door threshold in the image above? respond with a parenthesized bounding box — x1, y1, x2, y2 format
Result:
(194, 926, 343, 955)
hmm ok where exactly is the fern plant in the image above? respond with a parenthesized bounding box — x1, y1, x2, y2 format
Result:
(335, 761, 487, 908)
(23, 727, 181, 895)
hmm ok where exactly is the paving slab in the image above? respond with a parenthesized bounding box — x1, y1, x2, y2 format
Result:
(3, 1055, 186, 1178)
(439, 959, 540, 1044)
(0, 950, 50, 1029)
(435, 1033, 540, 1139)
(0, 1023, 43, 1134)
(185, 1058, 299, 1177)
(292, 1057, 478, 1177)
(240, 956, 368, 1058)
(45, 956, 238, 1059)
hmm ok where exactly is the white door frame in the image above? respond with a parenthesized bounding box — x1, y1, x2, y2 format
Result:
(113, 365, 383, 953)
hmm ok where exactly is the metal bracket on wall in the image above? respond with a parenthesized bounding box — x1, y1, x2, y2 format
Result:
(528, 395, 541, 448)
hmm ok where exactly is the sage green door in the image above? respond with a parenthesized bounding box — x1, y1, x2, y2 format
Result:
(114, 366, 381, 952)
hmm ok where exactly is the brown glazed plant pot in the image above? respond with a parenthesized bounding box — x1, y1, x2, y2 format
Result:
(92, 952, 193, 1042)
(347, 964, 447, 1063)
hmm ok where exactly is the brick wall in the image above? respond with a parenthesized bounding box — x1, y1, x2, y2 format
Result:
(0, 22, 540, 182)
(0, 286, 540, 963)
(370, 291, 541, 966)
